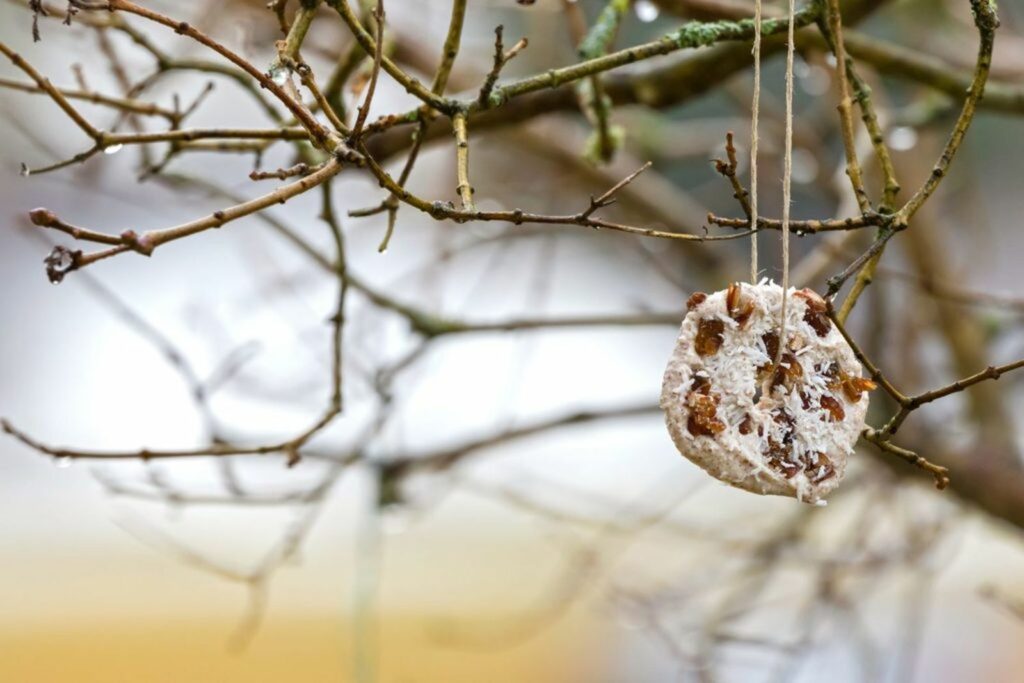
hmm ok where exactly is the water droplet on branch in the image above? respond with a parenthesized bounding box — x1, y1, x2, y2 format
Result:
(269, 65, 290, 86)
(44, 245, 78, 284)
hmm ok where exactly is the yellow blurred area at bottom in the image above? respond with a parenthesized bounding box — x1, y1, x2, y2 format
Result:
(0, 614, 604, 683)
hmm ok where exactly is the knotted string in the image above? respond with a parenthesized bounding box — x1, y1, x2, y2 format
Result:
(749, 0, 762, 283)
(778, 0, 796, 357)
(750, 0, 796, 361)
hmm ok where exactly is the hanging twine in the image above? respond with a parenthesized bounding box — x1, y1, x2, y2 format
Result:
(750, 0, 796, 361)
(749, 0, 762, 283)
(777, 0, 796, 359)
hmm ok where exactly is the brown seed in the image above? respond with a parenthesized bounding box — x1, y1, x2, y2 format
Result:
(795, 288, 832, 337)
(686, 291, 708, 311)
(686, 393, 726, 437)
(735, 306, 754, 328)
(796, 288, 827, 307)
(687, 414, 726, 437)
(783, 353, 803, 379)
(738, 414, 753, 435)
(762, 331, 780, 361)
(766, 441, 799, 478)
(768, 457, 800, 478)
(841, 376, 878, 402)
(690, 374, 711, 394)
(819, 394, 846, 421)
(804, 452, 835, 483)
(771, 352, 804, 391)
(820, 363, 875, 402)
(726, 283, 740, 314)
(772, 408, 796, 444)
(724, 283, 755, 328)
(774, 407, 794, 426)
(765, 410, 796, 474)
(818, 361, 839, 383)
(805, 309, 832, 337)
(695, 318, 725, 356)
(687, 387, 720, 408)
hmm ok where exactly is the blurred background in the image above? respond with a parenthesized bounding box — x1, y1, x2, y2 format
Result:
(2, 0, 1024, 680)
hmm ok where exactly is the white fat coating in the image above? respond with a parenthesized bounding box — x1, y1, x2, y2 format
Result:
(660, 281, 869, 504)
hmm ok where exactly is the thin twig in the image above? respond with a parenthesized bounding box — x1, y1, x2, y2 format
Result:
(862, 430, 950, 490)
(349, 0, 384, 139)
(0, 76, 175, 119)
(0, 41, 101, 140)
(825, 300, 908, 405)
(77, 0, 331, 144)
(708, 213, 882, 234)
(712, 131, 751, 218)
(477, 25, 528, 108)
(820, 0, 871, 213)
(430, 0, 467, 95)
(249, 161, 319, 181)
(32, 159, 343, 279)
(452, 111, 474, 210)
(895, 0, 998, 223)
(328, 0, 447, 111)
